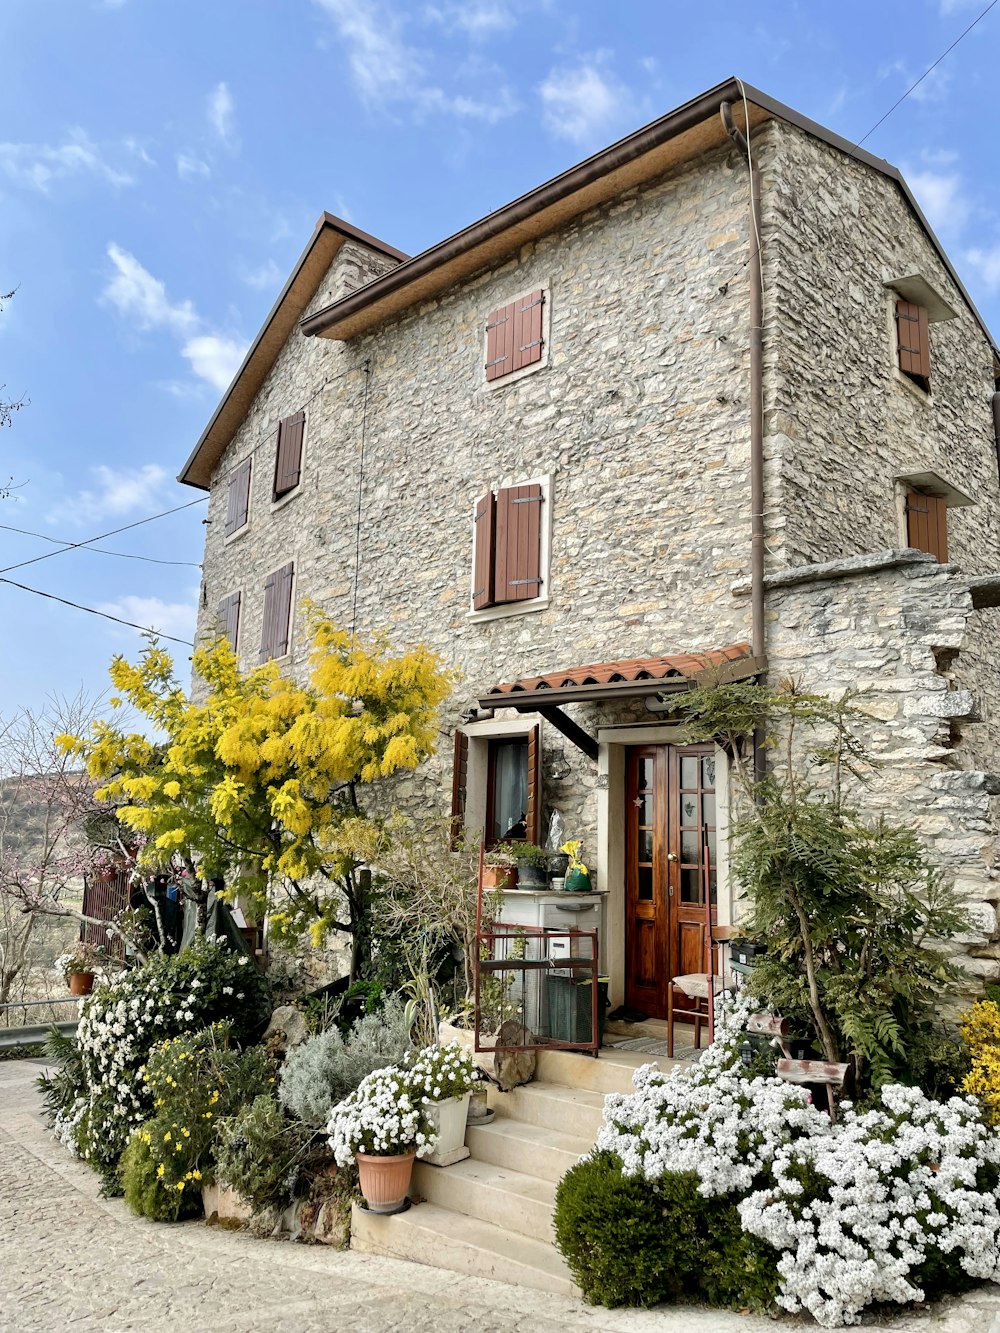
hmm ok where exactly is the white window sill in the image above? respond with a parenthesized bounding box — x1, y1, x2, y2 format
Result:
(270, 486, 301, 514)
(224, 524, 249, 547)
(260, 651, 292, 667)
(893, 367, 932, 406)
(466, 597, 549, 624)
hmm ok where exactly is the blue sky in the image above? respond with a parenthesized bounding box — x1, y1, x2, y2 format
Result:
(2, 0, 999, 720)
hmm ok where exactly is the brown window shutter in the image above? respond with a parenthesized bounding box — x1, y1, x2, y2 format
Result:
(896, 300, 931, 386)
(259, 562, 294, 662)
(906, 490, 948, 562)
(450, 729, 469, 848)
(472, 491, 496, 610)
(217, 591, 241, 649)
(259, 571, 277, 662)
(485, 301, 515, 382)
(511, 289, 544, 373)
(273, 411, 305, 500)
(494, 483, 543, 604)
(224, 459, 251, 537)
(526, 724, 542, 845)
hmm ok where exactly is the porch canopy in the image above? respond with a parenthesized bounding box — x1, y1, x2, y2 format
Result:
(478, 641, 762, 760)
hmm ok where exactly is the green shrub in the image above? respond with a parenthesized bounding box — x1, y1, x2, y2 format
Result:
(215, 1095, 315, 1214)
(554, 1152, 778, 1311)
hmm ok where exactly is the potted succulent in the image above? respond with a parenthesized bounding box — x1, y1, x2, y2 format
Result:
(326, 1064, 438, 1214)
(482, 844, 518, 892)
(403, 1042, 478, 1166)
(55, 942, 106, 996)
(507, 842, 550, 889)
(560, 840, 593, 893)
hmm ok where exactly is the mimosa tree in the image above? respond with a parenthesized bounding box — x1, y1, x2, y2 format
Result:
(59, 607, 453, 978)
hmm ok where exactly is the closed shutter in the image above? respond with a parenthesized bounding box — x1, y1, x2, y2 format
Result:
(494, 483, 543, 603)
(273, 411, 305, 500)
(260, 561, 294, 661)
(525, 724, 542, 845)
(472, 491, 496, 610)
(485, 300, 516, 382)
(216, 591, 241, 649)
(450, 730, 469, 848)
(906, 490, 948, 562)
(511, 289, 544, 374)
(896, 300, 931, 386)
(224, 459, 251, 537)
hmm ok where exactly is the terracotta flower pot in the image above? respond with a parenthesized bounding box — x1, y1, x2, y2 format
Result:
(68, 971, 95, 996)
(482, 864, 517, 891)
(355, 1151, 416, 1214)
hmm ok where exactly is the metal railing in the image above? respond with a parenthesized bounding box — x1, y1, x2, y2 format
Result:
(0, 997, 80, 1051)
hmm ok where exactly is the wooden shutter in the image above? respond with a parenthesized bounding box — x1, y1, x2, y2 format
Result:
(472, 491, 496, 610)
(511, 289, 544, 373)
(224, 459, 251, 537)
(450, 730, 469, 848)
(494, 483, 543, 604)
(273, 411, 305, 500)
(525, 724, 542, 846)
(485, 300, 515, 382)
(906, 490, 948, 562)
(216, 591, 241, 649)
(896, 300, 931, 386)
(259, 562, 294, 661)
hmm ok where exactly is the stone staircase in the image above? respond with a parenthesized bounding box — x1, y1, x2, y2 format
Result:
(350, 1046, 666, 1296)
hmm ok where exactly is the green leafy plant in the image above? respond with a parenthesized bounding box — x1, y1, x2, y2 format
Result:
(504, 842, 549, 867)
(215, 1094, 316, 1214)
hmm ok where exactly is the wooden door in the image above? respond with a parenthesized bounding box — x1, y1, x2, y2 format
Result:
(624, 745, 717, 1020)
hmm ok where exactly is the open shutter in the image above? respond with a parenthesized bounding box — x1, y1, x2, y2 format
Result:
(525, 723, 542, 846)
(485, 300, 515, 382)
(896, 300, 931, 386)
(259, 571, 277, 662)
(906, 490, 948, 562)
(224, 459, 251, 537)
(273, 411, 305, 500)
(472, 491, 496, 610)
(216, 591, 241, 649)
(494, 483, 543, 604)
(450, 729, 469, 848)
(259, 562, 294, 662)
(511, 289, 544, 373)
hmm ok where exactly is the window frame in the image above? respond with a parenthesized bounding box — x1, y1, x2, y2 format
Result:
(467, 472, 553, 623)
(452, 717, 543, 849)
(484, 735, 531, 848)
(482, 284, 550, 391)
(223, 456, 253, 544)
(894, 469, 974, 564)
(215, 589, 242, 651)
(271, 411, 306, 510)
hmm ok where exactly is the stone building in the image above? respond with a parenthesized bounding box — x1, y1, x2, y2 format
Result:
(179, 78, 1000, 1014)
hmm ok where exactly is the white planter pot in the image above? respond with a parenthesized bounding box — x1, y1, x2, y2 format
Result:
(422, 1092, 472, 1167)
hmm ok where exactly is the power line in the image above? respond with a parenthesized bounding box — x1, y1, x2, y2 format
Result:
(0, 522, 202, 568)
(0, 496, 208, 577)
(0, 575, 194, 646)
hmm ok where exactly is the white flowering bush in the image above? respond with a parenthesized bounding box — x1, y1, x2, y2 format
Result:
(402, 1042, 477, 1103)
(326, 1063, 438, 1165)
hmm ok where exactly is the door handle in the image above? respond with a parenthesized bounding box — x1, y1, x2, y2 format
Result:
(666, 852, 678, 862)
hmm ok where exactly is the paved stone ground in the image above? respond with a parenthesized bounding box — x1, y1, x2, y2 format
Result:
(3, 1059, 1000, 1333)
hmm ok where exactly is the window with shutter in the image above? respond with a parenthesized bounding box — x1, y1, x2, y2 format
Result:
(273, 411, 305, 502)
(450, 730, 469, 848)
(896, 299, 931, 392)
(259, 561, 294, 662)
(469, 476, 550, 618)
(224, 458, 252, 538)
(472, 491, 496, 610)
(905, 490, 948, 562)
(216, 591, 241, 649)
(484, 288, 546, 385)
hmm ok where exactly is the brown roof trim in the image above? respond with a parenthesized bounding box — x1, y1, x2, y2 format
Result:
(177, 214, 407, 490)
(300, 78, 997, 357)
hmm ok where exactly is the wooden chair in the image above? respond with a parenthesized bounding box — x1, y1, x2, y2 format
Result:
(666, 828, 737, 1058)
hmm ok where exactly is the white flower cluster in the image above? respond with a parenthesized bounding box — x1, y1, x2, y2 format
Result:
(326, 1063, 438, 1167)
(402, 1042, 477, 1104)
(51, 1096, 88, 1157)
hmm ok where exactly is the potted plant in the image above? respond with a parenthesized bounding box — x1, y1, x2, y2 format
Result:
(560, 840, 593, 893)
(403, 1042, 477, 1166)
(55, 942, 106, 996)
(482, 844, 518, 892)
(507, 841, 549, 889)
(326, 1064, 437, 1214)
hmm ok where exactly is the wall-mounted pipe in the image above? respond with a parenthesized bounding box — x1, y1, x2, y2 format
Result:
(720, 98, 767, 785)
(992, 389, 1000, 486)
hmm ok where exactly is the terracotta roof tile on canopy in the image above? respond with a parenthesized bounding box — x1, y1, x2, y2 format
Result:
(481, 642, 756, 709)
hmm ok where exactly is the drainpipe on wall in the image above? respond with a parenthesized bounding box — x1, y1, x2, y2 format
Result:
(720, 97, 767, 786)
(992, 388, 1000, 487)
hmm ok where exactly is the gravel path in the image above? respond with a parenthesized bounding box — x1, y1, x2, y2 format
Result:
(2, 1058, 999, 1333)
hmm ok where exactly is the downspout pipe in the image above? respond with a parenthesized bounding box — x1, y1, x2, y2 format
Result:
(992, 388, 1000, 487)
(720, 99, 767, 786)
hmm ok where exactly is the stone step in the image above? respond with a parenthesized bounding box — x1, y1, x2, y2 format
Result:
(413, 1157, 556, 1244)
(490, 1081, 607, 1140)
(466, 1118, 591, 1185)
(533, 1045, 659, 1094)
(350, 1200, 577, 1298)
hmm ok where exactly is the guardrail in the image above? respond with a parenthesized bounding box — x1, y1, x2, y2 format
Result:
(0, 997, 80, 1052)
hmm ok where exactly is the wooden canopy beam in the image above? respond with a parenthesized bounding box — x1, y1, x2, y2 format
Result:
(536, 706, 599, 762)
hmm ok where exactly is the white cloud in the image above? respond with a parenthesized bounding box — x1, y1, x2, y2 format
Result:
(539, 62, 630, 145)
(965, 244, 1000, 293)
(905, 168, 970, 238)
(878, 58, 950, 105)
(0, 129, 135, 192)
(423, 1, 512, 38)
(181, 334, 245, 391)
(176, 152, 211, 180)
(240, 258, 283, 290)
(47, 463, 169, 527)
(96, 593, 199, 645)
(940, 0, 980, 12)
(101, 244, 248, 391)
(208, 82, 237, 146)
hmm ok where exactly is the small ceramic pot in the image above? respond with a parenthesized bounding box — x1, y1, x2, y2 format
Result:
(68, 971, 95, 996)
